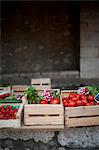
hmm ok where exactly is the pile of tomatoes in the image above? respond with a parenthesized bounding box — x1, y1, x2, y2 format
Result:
(62, 93, 96, 107)
(39, 97, 60, 104)
(0, 105, 19, 119)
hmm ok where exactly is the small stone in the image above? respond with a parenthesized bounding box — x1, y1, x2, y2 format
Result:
(57, 126, 99, 148)
(4, 147, 9, 150)
(58, 147, 65, 150)
(33, 131, 55, 143)
(25, 148, 31, 150)
(4, 139, 13, 149)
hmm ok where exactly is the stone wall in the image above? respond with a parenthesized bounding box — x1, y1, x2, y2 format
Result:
(80, 2, 99, 78)
(0, 126, 99, 150)
(1, 1, 79, 76)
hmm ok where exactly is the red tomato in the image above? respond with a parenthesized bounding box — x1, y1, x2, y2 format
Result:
(62, 98, 68, 103)
(82, 99, 88, 105)
(76, 100, 83, 106)
(71, 97, 78, 101)
(63, 101, 68, 107)
(39, 99, 48, 104)
(69, 93, 76, 99)
(85, 103, 90, 106)
(81, 95, 87, 100)
(87, 95, 94, 102)
(89, 102, 94, 106)
(68, 101, 76, 107)
(76, 94, 80, 99)
(50, 98, 60, 104)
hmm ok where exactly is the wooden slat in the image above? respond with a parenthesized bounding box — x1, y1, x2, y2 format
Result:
(31, 78, 51, 90)
(65, 106, 99, 117)
(24, 104, 63, 115)
(16, 103, 23, 119)
(12, 85, 29, 91)
(12, 85, 29, 96)
(66, 116, 99, 127)
(0, 124, 64, 131)
(0, 86, 11, 93)
(24, 115, 64, 125)
(0, 119, 21, 128)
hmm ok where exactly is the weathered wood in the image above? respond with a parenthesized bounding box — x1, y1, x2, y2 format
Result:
(0, 86, 11, 93)
(0, 103, 23, 128)
(66, 116, 99, 127)
(61, 90, 77, 99)
(11, 85, 29, 96)
(65, 106, 99, 117)
(31, 78, 51, 90)
(61, 90, 99, 127)
(24, 89, 64, 129)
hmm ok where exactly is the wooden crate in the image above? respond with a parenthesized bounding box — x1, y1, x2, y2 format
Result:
(65, 106, 99, 127)
(24, 89, 64, 129)
(31, 78, 51, 90)
(0, 86, 11, 93)
(61, 90, 99, 127)
(0, 103, 24, 128)
(11, 85, 29, 96)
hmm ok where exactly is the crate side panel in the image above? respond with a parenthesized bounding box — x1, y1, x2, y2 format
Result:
(65, 116, 99, 127)
(24, 104, 63, 115)
(24, 115, 63, 125)
(65, 106, 99, 117)
(0, 119, 21, 128)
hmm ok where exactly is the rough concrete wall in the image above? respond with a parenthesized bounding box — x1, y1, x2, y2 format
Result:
(80, 2, 99, 78)
(0, 126, 99, 150)
(1, 1, 79, 75)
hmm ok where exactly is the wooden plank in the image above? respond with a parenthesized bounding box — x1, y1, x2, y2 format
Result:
(66, 116, 99, 127)
(16, 103, 23, 119)
(24, 115, 64, 125)
(24, 104, 63, 115)
(31, 78, 51, 90)
(0, 119, 21, 128)
(12, 85, 29, 96)
(0, 124, 64, 131)
(65, 106, 99, 117)
(12, 85, 29, 91)
(0, 86, 11, 93)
